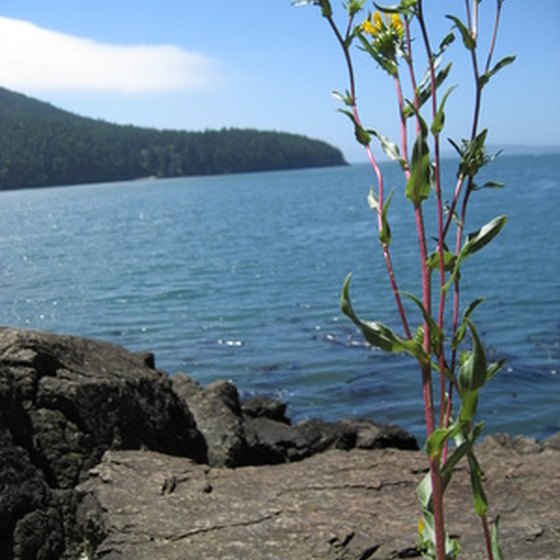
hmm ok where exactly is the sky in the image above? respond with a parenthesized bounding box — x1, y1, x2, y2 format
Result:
(0, 1, 559, 162)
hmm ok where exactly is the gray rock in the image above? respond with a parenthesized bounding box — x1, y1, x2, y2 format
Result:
(173, 386, 419, 468)
(295, 417, 419, 455)
(78, 442, 560, 560)
(543, 431, 560, 451)
(172, 375, 248, 467)
(243, 415, 310, 464)
(242, 395, 290, 424)
(0, 327, 206, 559)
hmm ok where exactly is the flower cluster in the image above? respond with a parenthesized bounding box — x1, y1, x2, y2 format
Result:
(361, 11, 404, 39)
(359, 11, 404, 76)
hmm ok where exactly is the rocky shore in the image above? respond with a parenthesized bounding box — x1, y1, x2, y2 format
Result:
(1, 327, 558, 559)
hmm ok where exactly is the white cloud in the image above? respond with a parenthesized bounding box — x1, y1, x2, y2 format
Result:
(0, 16, 219, 94)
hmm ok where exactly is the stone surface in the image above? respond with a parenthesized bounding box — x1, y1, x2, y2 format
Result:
(78, 440, 560, 560)
(1, 327, 558, 560)
(171, 375, 249, 468)
(0, 327, 206, 559)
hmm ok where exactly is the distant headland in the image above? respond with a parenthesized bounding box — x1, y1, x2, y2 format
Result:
(0, 87, 346, 191)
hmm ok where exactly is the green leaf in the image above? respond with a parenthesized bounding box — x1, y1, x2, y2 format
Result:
(431, 85, 457, 135)
(452, 128, 490, 177)
(332, 90, 354, 107)
(340, 274, 426, 360)
(486, 359, 506, 383)
(405, 112, 431, 204)
(367, 187, 379, 211)
(491, 516, 505, 560)
(479, 55, 516, 88)
(472, 180, 505, 190)
(446, 15, 476, 50)
(404, 63, 452, 118)
(452, 297, 484, 348)
(400, 291, 443, 350)
(459, 388, 479, 422)
(443, 216, 507, 294)
(462, 215, 507, 259)
(417, 470, 433, 512)
(459, 319, 487, 393)
(292, 0, 332, 17)
(427, 248, 456, 273)
(338, 109, 371, 146)
(463, 297, 485, 319)
(372, 131, 403, 163)
(425, 422, 459, 461)
(441, 421, 484, 489)
(379, 190, 394, 246)
(372, 2, 403, 14)
(468, 452, 488, 517)
(356, 32, 398, 77)
(438, 32, 456, 54)
(345, 0, 365, 17)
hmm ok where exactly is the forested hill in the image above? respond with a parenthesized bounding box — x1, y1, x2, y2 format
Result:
(0, 88, 346, 190)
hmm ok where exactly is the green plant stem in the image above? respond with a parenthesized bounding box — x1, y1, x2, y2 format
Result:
(393, 76, 409, 163)
(326, 12, 412, 339)
(417, 1, 448, 428)
(403, 17, 420, 136)
(415, 198, 447, 560)
(416, 4, 448, 559)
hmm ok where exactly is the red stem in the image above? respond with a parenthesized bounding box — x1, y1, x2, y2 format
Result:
(416, 0, 449, 430)
(481, 515, 495, 560)
(327, 13, 412, 340)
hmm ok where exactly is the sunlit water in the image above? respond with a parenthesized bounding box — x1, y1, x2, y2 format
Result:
(1, 154, 558, 441)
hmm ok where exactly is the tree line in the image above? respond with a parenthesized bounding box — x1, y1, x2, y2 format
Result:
(0, 88, 346, 190)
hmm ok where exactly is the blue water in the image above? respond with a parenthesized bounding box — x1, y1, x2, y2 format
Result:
(0, 154, 558, 441)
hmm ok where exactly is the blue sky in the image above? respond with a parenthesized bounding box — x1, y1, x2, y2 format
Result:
(1, 1, 558, 162)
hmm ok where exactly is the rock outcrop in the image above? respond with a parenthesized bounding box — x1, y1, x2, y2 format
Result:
(78, 437, 560, 560)
(1, 327, 558, 559)
(0, 327, 418, 559)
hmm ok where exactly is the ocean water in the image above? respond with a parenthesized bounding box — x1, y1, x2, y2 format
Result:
(0, 154, 558, 441)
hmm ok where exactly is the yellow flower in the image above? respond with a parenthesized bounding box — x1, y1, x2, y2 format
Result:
(373, 12, 383, 33)
(362, 11, 384, 37)
(361, 18, 377, 36)
(390, 13, 404, 38)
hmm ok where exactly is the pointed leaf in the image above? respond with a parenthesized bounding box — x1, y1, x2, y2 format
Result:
(431, 85, 457, 135)
(367, 187, 379, 211)
(446, 15, 476, 50)
(292, 0, 332, 17)
(427, 249, 456, 273)
(404, 63, 452, 118)
(400, 291, 443, 350)
(338, 109, 371, 146)
(459, 319, 487, 392)
(438, 31, 456, 54)
(462, 215, 507, 259)
(373, 131, 402, 163)
(443, 216, 507, 293)
(468, 452, 488, 517)
(379, 190, 394, 246)
(341, 274, 426, 360)
(405, 112, 431, 204)
(472, 180, 505, 190)
(425, 422, 459, 461)
(491, 516, 505, 560)
(459, 388, 479, 422)
(441, 421, 484, 489)
(480, 55, 516, 88)
(452, 297, 484, 348)
(486, 358, 506, 383)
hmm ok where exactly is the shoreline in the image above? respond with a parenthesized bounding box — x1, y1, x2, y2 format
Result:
(1, 326, 558, 559)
